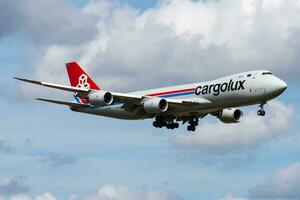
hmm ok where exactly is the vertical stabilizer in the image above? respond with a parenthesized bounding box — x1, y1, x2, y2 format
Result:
(66, 62, 100, 90)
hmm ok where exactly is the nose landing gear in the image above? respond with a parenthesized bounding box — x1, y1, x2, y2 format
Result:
(257, 103, 266, 116)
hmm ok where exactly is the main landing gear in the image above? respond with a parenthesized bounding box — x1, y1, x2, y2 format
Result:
(153, 116, 179, 130)
(152, 116, 199, 132)
(187, 118, 198, 132)
(257, 103, 266, 116)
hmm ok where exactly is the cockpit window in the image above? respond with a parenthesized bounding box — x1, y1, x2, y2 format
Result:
(262, 72, 272, 75)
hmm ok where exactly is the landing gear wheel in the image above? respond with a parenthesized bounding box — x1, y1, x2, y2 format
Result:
(166, 123, 179, 129)
(257, 109, 266, 116)
(187, 126, 192, 131)
(257, 110, 262, 116)
(188, 118, 199, 127)
(187, 125, 196, 132)
(153, 121, 162, 128)
(191, 126, 196, 132)
(174, 123, 179, 129)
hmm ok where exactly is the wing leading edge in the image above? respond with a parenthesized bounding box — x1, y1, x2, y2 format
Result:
(14, 77, 89, 93)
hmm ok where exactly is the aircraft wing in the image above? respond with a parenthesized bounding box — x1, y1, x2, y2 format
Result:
(15, 77, 211, 109)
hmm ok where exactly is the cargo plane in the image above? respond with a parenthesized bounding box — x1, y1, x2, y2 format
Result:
(15, 62, 287, 131)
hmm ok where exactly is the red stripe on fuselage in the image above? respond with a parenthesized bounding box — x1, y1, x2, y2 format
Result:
(146, 88, 195, 97)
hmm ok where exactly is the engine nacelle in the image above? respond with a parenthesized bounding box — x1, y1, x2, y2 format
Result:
(143, 98, 168, 114)
(218, 108, 243, 123)
(88, 91, 113, 106)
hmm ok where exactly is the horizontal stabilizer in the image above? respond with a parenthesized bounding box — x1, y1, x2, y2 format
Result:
(36, 98, 91, 108)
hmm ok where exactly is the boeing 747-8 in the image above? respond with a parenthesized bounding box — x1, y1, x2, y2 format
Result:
(15, 62, 287, 131)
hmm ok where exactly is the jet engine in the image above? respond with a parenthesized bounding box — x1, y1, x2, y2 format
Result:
(88, 91, 113, 106)
(218, 108, 243, 123)
(143, 98, 168, 114)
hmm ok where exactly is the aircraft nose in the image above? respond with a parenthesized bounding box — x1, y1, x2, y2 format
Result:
(275, 78, 287, 93)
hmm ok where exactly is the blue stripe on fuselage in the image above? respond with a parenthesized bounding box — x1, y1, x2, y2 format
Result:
(159, 91, 195, 98)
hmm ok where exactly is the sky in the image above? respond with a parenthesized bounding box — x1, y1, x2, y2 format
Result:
(0, 0, 300, 199)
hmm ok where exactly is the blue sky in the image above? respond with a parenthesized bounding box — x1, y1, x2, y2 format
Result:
(1, 0, 300, 200)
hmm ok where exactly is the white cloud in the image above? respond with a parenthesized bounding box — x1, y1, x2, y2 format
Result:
(169, 100, 293, 162)
(262, 0, 284, 12)
(80, 185, 181, 200)
(35, 193, 57, 200)
(217, 194, 249, 200)
(0, 193, 57, 200)
(83, 0, 116, 18)
(149, 0, 217, 41)
(0, 185, 180, 200)
(249, 162, 300, 199)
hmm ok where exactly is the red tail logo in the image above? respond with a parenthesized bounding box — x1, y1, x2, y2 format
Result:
(76, 74, 90, 89)
(66, 62, 100, 90)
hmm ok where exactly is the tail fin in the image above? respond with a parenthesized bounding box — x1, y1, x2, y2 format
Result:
(66, 62, 100, 90)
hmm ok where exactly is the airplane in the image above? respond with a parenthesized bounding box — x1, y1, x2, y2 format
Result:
(15, 62, 287, 132)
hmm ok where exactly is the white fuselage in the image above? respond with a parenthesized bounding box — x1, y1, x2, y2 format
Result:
(72, 70, 287, 120)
